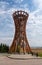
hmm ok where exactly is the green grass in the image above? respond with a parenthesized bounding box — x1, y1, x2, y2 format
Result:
(38, 53, 42, 57)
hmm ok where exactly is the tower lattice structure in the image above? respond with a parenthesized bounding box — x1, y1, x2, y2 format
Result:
(9, 10, 32, 53)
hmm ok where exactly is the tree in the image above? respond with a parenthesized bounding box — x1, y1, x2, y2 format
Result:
(0, 43, 9, 53)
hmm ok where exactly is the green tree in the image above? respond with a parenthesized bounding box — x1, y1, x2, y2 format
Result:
(0, 43, 9, 53)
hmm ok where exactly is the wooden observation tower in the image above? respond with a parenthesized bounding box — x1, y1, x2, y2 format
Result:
(9, 10, 31, 54)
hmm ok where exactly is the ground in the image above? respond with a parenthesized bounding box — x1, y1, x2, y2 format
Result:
(0, 53, 42, 65)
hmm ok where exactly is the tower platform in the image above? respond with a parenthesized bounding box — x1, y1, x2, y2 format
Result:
(7, 54, 40, 60)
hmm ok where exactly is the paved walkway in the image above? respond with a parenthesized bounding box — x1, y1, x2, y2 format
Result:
(0, 54, 42, 65)
(8, 54, 41, 59)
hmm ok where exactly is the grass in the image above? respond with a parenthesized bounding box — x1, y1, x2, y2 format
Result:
(38, 53, 42, 57)
(32, 48, 42, 57)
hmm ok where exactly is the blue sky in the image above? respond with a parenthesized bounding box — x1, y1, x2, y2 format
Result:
(0, 0, 42, 47)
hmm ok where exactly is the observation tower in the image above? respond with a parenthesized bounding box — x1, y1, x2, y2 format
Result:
(9, 10, 31, 54)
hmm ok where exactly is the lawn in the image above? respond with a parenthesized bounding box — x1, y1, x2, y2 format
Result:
(38, 53, 42, 57)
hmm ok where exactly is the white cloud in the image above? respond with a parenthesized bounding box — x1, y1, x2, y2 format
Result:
(15, 0, 23, 3)
(0, 10, 6, 14)
(0, 1, 29, 15)
(0, 1, 9, 14)
(33, 0, 42, 10)
(0, 1, 9, 10)
(7, 7, 30, 15)
(28, 8, 42, 24)
(0, 37, 13, 46)
(20, 4, 28, 8)
(26, 5, 42, 47)
(7, 8, 17, 14)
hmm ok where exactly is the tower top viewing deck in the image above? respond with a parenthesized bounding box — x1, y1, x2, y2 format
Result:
(13, 10, 29, 19)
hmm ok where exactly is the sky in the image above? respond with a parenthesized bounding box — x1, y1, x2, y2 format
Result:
(0, 0, 42, 47)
